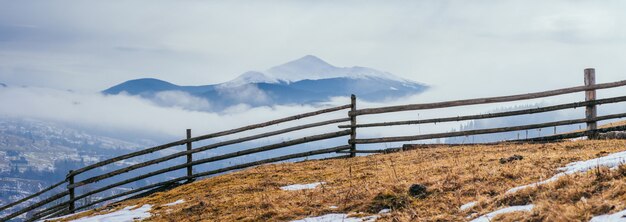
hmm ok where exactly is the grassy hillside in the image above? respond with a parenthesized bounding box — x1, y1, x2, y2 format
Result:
(53, 140, 626, 221)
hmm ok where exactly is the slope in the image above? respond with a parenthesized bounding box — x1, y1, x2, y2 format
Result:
(52, 139, 626, 221)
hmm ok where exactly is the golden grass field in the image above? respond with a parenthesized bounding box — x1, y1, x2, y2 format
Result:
(54, 139, 626, 222)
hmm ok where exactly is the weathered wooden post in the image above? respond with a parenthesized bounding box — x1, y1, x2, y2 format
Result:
(349, 94, 357, 157)
(584, 68, 598, 139)
(68, 170, 75, 213)
(186, 129, 194, 183)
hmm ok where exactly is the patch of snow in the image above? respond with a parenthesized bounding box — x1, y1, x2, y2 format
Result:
(280, 182, 326, 191)
(460, 201, 477, 211)
(569, 136, 588, 141)
(470, 205, 534, 222)
(68, 204, 152, 222)
(163, 199, 184, 207)
(589, 209, 626, 222)
(329, 206, 338, 209)
(378, 209, 391, 214)
(507, 150, 626, 194)
(290, 213, 378, 222)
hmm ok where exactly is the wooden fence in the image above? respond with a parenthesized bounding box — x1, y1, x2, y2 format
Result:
(2, 68, 626, 221)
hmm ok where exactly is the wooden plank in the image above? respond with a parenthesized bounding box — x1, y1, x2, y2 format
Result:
(69, 118, 350, 188)
(72, 144, 351, 212)
(399, 125, 626, 149)
(0, 191, 69, 222)
(337, 149, 389, 154)
(339, 96, 626, 128)
(585, 69, 598, 139)
(353, 113, 626, 144)
(191, 145, 352, 178)
(68, 129, 351, 190)
(353, 80, 626, 116)
(38, 208, 68, 222)
(73, 181, 176, 212)
(29, 202, 68, 222)
(68, 172, 75, 213)
(318, 154, 351, 161)
(349, 94, 357, 157)
(510, 125, 626, 142)
(0, 180, 66, 212)
(69, 104, 351, 177)
(186, 129, 193, 183)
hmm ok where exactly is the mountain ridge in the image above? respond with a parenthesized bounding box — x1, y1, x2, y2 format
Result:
(103, 55, 428, 110)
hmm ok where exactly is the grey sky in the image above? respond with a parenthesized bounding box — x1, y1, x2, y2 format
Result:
(1, 0, 626, 98)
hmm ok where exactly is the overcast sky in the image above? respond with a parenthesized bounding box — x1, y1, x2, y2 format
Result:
(2, 0, 626, 97)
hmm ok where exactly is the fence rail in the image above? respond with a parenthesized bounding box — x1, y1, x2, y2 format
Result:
(2, 68, 626, 222)
(353, 77, 626, 116)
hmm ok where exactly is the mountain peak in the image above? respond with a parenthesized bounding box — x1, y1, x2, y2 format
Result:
(295, 55, 332, 66)
(267, 55, 337, 82)
(274, 55, 335, 70)
(222, 71, 277, 87)
(103, 78, 178, 95)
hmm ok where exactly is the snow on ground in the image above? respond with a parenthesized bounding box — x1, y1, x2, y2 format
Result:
(507, 150, 626, 194)
(68, 204, 152, 222)
(569, 136, 588, 141)
(163, 199, 185, 207)
(460, 201, 477, 211)
(291, 209, 390, 222)
(469, 205, 534, 222)
(280, 182, 325, 191)
(290, 213, 377, 222)
(377, 209, 391, 214)
(589, 209, 626, 222)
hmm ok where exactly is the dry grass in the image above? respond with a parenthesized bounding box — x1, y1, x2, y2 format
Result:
(598, 120, 626, 129)
(54, 139, 626, 222)
(492, 164, 626, 221)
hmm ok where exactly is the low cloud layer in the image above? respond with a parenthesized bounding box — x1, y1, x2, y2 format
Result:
(3, 84, 622, 148)
(0, 86, 348, 141)
(152, 90, 212, 112)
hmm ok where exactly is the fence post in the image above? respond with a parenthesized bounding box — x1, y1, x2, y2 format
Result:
(68, 170, 75, 213)
(584, 68, 598, 139)
(186, 129, 194, 183)
(349, 94, 357, 157)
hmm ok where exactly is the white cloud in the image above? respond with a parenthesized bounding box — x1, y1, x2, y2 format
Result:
(0, 86, 342, 139)
(152, 90, 211, 112)
(1, 1, 626, 97)
(215, 84, 270, 105)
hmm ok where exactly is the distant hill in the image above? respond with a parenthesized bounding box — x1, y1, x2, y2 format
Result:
(103, 55, 428, 110)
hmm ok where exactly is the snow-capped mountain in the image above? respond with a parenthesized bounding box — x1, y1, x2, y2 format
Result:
(104, 55, 428, 110)
(266, 55, 412, 83)
(222, 71, 278, 87)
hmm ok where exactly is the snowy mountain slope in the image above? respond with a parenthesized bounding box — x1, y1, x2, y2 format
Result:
(103, 55, 428, 110)
(221, 71, 278, 87)
(266, 55, 415, 83)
